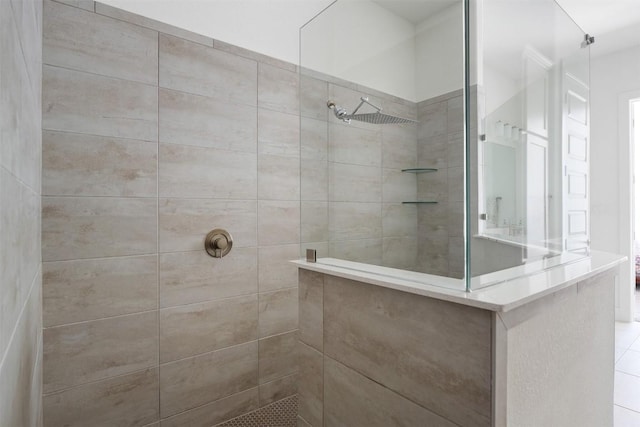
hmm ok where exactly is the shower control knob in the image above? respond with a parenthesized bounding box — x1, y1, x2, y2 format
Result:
(204, 229, 233, 258)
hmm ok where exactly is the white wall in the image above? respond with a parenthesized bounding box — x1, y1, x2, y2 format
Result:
(98, 0, 332, 65)
(590, 44, 640, 321)
(414, 3, 463, 101)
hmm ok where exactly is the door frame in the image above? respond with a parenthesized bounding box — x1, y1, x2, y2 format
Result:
(617, 92, 640, 321)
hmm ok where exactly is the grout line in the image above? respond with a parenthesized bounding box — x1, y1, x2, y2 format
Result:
(156, 30, 161, 423)
(43, 62, 157, 88)
(42, 366, 157, 397)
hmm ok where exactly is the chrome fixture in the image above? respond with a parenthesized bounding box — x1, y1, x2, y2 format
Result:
(204, 229, 233, 258)
(327, 97, 417, 125)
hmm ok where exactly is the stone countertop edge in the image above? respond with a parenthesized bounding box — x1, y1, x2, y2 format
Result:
(290, 250, 626, 313)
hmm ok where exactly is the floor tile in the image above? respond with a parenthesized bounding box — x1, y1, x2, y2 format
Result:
(615, 322, 640, 349)
(616, 350, 640, 377)
(614, 371, 640, 412)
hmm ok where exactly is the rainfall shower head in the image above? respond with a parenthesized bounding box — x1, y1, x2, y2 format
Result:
(327, 97, 417, 125)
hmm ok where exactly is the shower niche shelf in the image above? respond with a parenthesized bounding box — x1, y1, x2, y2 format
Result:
(401, 168, 438, 173)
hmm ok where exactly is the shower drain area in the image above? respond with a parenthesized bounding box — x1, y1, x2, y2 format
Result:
(215, 395, 298, 427)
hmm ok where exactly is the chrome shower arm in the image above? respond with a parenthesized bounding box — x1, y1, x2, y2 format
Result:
(351, 96, 382, 115)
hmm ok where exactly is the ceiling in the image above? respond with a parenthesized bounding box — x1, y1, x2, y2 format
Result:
(371, 0, 458, 24)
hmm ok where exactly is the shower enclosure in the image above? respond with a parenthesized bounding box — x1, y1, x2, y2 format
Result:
(299, 0, 591, 291)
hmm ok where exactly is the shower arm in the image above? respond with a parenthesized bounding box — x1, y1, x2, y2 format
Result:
(351, 97, 382, 115)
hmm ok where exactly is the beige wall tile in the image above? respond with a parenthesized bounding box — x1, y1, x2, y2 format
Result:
(159, 88, 256, 152)
(159, 198, 257, 252)
(301, 117, 327, 161)
(258, 63, 299, 114)
(323, 276, 492, 426)
(214, 40, 295, 71)
(43, 255, 157, 327)
(258, 244, 299, 292)
(258, 288, 298, 338)
(417, 169, 448, 202)
(44, 0, 157, 84)
(329, 163, 381, 203)
(160, 248, 257, 308)
(259, 374, 297, 407)
(381, 125, 417, 170)
(50, 0, 94, 11)
(382, 237, 418, 270)
(160, 341, 258, 418)
(382, 168, 417, 203)
(300, 75, 328, 121)
(42, 196, 157, 261)
(382, 203, 417, 238)
(258, 200, 300, 246)
(418, 134, 448, 169)
(298, 416, 312, 427)
(258, 109, 300, 157)
(448, 166, 464, 202)
(94, 2, 212, 47)
(299, 270, 323, 352)
(160, 388, 259, 427)
(328, 123, 381, 167)
(329, 202, 381, 241)
(324, 357, 456, 427)
(298, 342, 323, 427)
(301, 159, 328, 202)
(43, 368, 159, 427)
(159, 34, 257, 106)
(42, 65, 158, 141)
(160, 295, 258, 363)
(418, 100, 447, 139)
(258, 154, 300, 201)
(301, 201, 328, 244)
(328, 238, 382, 265)
(43, 311, 158, 393)
(447, 95, 464, 134)
(159, 143, 257, 199)
(258, 331, 298, 384)
(42, 130, 157, 197)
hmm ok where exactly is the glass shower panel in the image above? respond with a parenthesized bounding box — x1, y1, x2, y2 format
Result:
(469, 0, 590, 289)
(300, 0, 466, 288)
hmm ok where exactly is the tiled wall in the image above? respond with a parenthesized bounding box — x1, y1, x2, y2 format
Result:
(298, 269, 492, 427)
(416, 90, 466, 278)
(41, 0, 298, 425)
(0, 0, 43, 426)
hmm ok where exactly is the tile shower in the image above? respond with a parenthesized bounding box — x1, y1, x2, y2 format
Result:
(29, 0, 468, 425)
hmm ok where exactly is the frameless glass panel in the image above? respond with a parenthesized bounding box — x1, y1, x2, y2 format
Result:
(300, 0, 466, 290)
(469, 0, 590, 290)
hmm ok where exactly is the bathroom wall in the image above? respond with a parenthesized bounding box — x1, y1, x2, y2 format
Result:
(0, 0, 43, 426)
(41, 0, 299, 425)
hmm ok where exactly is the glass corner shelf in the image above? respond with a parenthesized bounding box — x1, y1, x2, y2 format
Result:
(402, 201, 438, 204)
(401, 168, 438, 173)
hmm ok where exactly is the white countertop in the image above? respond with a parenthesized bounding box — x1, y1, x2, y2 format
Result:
(291, 251, 626, 312)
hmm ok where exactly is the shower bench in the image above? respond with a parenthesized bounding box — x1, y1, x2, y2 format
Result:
(293, 252, 624, 427)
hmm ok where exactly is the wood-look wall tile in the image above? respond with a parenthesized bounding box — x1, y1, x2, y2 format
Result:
(159, 342, 258, 418)
(381, 125, 417, 170)
(259, 374, 297, 407)
(258, 154, 300, 201)
(159, 88, 256, 153)
(159, 34, 257, 106)
(159, 388, 259, 427)
(298, 342, 323, 427)
(301, 159, 328, 202)
(42, 130, 157, 197)
(301, 117, 327, 161)
(42, 196, 157, 261)
(43, 311, 158, 393)
(159, 198, 257, 252)
(258, 244, 299, 292)
(328, 238, 382, 265)
(382, 168, 417, 203)
(328, 202, 381, 241)
(418, 100, 447, 139)
(160, 248, 257, 308)
(329, 163, 381, 203)
(258, 63, 299, 114)
(323, 276, 492, 426)
(42, 65, 158, 141)
(43, 368, 159, 427)
(159, 143, 257, 199)
(43, 255, 157, 327)
(300, 75, 327, 121)
(257, 109, 300, 158)
(382, 237, 418, 270)
(258, 288, 298, 338)
(160, 295, 258, 363)
(324, 357, 456, 427)
(299, 269, 323, 352)
(328, 123, 381, 167)
(257, 200, 300, 246)
(382, 203, 417, 238)
(44, 0, 157, 84)
(301, 201, 328, 244)
(49, 0, 94, 12)
(258, 331, 298, 384)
